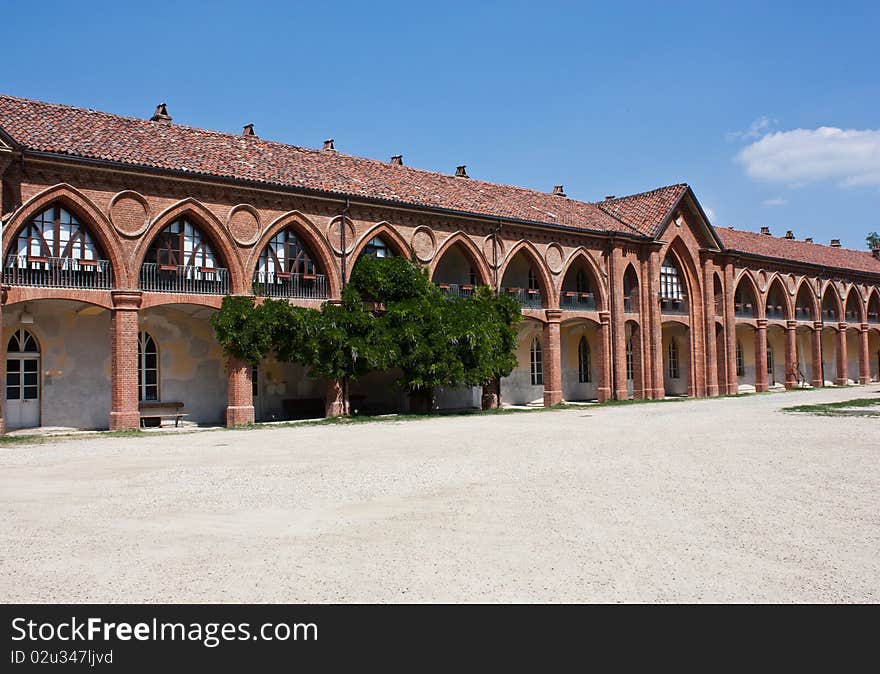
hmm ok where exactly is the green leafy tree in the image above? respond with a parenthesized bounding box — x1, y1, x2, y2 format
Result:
(867, 231, 880, 250)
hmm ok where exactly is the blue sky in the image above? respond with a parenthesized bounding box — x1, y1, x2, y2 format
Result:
(4, 1, 879, 249)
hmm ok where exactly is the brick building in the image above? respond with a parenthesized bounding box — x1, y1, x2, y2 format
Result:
(0, 93, 878, 432)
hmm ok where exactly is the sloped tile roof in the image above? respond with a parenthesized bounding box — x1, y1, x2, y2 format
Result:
(716, 227, 880, 275)
(0, 93, 634, 235)
(596, 184, 689, 236)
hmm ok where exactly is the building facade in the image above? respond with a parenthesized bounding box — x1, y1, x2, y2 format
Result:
(1, 94, 878, 433)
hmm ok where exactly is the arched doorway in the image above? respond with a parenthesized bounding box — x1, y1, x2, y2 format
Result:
(6, 327, 41, 429)
(661, 322, 690, 396)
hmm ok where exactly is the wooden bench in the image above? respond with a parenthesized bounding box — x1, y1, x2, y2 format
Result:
(139, 401, 187, 428)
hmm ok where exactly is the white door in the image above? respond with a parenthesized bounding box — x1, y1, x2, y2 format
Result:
(7, 357, 40, 429)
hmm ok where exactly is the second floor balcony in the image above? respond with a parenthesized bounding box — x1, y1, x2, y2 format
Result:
(795, 306, 813, 321)
(253, 271, 329, 299)
(140, 262, 229, 295)
(765, 305, 785, 320)
(3, 255, 112, 290)
(504, 287, 543, 309)
(660, 296, 688, 315)
(734, 302, 756, 318)
(560, 290, 596, 310)
(437, 283, 476, 299)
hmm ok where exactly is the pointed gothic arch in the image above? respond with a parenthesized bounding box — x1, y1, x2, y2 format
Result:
(558, 248, 608, 311)
(794, 278, 819, 321)
(844, 285, 866, 323)
(430, 232, 491, 287)
(733, 270, 761, 319)
(821, 282, 844, 322)
(499, 240, 555, 308)
(765, 274, 793, 320)
(349, 222, 411, 272)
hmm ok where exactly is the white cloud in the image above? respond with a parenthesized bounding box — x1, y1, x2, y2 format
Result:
(761, 197, 788, 207)
(737, 126, 880, 187)
(727, 116, 776, 141)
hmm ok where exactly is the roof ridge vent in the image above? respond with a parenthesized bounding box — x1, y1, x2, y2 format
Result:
(552, 185, 566, 197)
(150, 102, 172, 124)
(784, 230, 794, 239)
(390, 155, 403, 166)
(455, 165, 468, 178)
(760, 226, 771, 236)
(830, 239, 841, 247)
(604, 195, 616, 200)
(242, 123, 256, 137)
(804, 237, 813, 243)
(323, 139, 335, 151)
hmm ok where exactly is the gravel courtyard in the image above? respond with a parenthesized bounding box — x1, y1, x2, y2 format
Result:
(1, 386, 878, 603)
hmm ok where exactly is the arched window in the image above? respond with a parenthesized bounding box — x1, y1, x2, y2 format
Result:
(4, 205, 111, 289)
(6, 328, 41, 427)
(7, 328, 39, 354)
(736, 341, 745, 377)
(767, 346, 774, 384)
(254, 229, 327, 298)
(530, 336, 543, 386)
(660, 256, 684, 300)
(137, 332, 159, 402)
(578, 337, 591, 383)
(668, 338, 680, 379)
(626, 339, 634, 381)
(363, 236, 390, 258)
(146, 218, 218, 270)
(527, 267, 539, 291)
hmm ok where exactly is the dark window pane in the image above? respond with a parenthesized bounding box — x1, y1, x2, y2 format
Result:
(7, 335, 20, 352)
(145, 371, 157, 386)
(145, 387, 158, 401)
(23, 360, 38, 372)
(145, 354, 157, 369)
(24, 373, 37, 386)
(7, 386, 20, 400)
(7, 372, 20, 386)
(23, 386, 38, 400)
(23, 336, 38, 352)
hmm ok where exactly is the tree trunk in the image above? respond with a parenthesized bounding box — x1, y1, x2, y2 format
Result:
(481, 378, 501, 410)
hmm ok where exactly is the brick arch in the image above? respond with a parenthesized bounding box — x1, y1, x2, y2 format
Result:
(820, 281, 844, 320)
(133, 198, 247, 295)
(499, 240, 556, 308)
(140, 294, 224, 310)
(844, 285, 866, 323)
(348, 222, 412, 277)
(247, 210, 340, 297)
(794, 277, 820, 321)
(2, 183, 130, 288)
(733, 269, 762, 319)
(868, 287, 880, 320)
(559, 248, 608, 311)
(4, 292, 114, 311)
(764, 273, 793, 320)
(429, 231, 492, 286)
(660, 235, 703, 311)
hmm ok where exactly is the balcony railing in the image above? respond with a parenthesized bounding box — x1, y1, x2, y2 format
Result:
(660, 297, 688, 315)
(869, 311, 880, 324)
(504, 287, 543, 309)
(765, 305, 785, 319)
(735, 303, 756, 318)
(560, 291, 596, 310)
(821, 309, 837, 321)
(437, 283, 476, 299)
(253, 272, 328, 299)
(795, 306, 813, 321)
(844, 311, 860, 322)
(140, 262, 229, 295)
(3, 255, 112, 289)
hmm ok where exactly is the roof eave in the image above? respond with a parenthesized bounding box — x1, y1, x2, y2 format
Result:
(723, 247, 880, 280)
(653, 186, 723, 251)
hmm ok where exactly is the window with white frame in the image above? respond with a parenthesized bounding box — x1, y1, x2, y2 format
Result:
(578, 337, 591, 383)
(10, 205, 101, 264)
(668, 338, 680, 379)
(660, 256, 684, 300)
(256, 229, 319, 282)
(137, 332, 159, 402)
(147, 218, 218, 270)
(530, 336, 543, 386)
(527, 267, 539, 291)
(736, 341, 745, 377)
(626, 339, 634, 381)
(363, 236, 390, 258)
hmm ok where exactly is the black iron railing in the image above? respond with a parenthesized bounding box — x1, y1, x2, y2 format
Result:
(437, 283, 476, 299)
(3, 255, 112, 289)
(140, 262, 229, 294)
(504, 287, 543, 309)
(560, 291, 596, 310)
(253, 272, 328, 299)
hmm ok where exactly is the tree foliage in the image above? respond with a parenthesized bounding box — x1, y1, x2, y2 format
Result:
(867, 231, 880, 250)
(211, 255, 522, 413)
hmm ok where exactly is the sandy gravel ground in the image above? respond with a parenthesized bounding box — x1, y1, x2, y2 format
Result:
(1, 386, 878, 603)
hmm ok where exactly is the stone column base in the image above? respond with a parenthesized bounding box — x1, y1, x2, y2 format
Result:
(859, 376, 870, 385)
(543, 390, 563, 406)
(226, 405, 255, 427)
(706, 384, 720, 397)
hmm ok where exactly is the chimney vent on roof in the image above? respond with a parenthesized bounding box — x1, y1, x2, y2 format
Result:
(604, 195, 615, 200)
(784, 230, 794, 239)
(242, 123, 256, 137)
(455, 165, 468, 178)
(872, 245, 880, 260)
(150, 103, 172, 123)
(830, 238, 841, 247)
(552, 185, 566, 197)
(323, 139, 335, 151)
(760, 226, 771, 236)
(804, 237, 813, 243)
(390, 155, 403, 166)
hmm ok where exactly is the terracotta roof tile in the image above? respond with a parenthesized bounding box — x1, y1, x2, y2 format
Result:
(716, 227, 880, 276)
(596, 184, 688, 236)
(0, 93, 633, 236)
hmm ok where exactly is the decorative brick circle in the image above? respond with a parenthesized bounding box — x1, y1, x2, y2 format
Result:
(108, 191, 150, 237)
(327, 217, 356, 255)
(545, 243, 564, 274)
(483, 234, 504, 268)
(227, 205, 261, 246)
(411, 226, 436, 262)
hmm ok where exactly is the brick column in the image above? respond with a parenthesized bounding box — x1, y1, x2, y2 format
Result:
(0, 289, 6, 435)
(723, 262, 738, 394)
(755, 319, 769, 392)
(610, 248, 628, 400)
(109, 291, 142, 430)
(835, 324, 848, 386)
(647, 250, 664, 399)
(784, 321, 798, 389)
(326, 378, 346, 417)
(702, 259, 719, 396)
(811, 323, 824, 387)
(542, 310, 563, 406)
(639, 254, 655, 398)
(859, 324, 871, 384)
(597, 311, 612, 402)
(226, 355, 255, 426)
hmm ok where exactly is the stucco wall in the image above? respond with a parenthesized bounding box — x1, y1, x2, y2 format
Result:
(662, 324, 690, 396)
(501, 321, 544, 405)
(561, 325, 599, 401)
